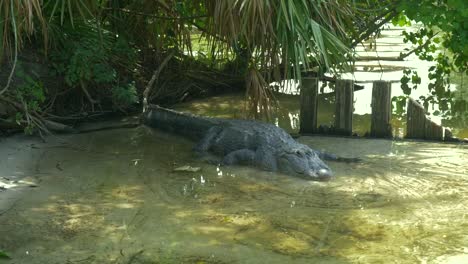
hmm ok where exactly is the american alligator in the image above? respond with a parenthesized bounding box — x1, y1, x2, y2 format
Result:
(143, 105, 359, 180)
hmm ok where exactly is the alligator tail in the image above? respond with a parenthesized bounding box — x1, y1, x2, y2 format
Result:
(143, 105, 219, 140)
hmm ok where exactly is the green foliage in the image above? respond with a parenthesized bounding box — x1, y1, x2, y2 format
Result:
(43, 0, 94, 26)
(51, 29, 115, 86)
(393, 0, 467, 119)
(111, 82, 138, 108)
(1, 0, 464, 133)
(392, 96, 408, 117)
(0, 250, 10, 259)
(15, 70, 46, 112)
(49, 21, 139, 110)
(400, 69, 421, 95)
(10, 65, 46, 134)
(393, 13, 412, 27)
(205, 1, 353, 78)
(397, 0, 467, 69)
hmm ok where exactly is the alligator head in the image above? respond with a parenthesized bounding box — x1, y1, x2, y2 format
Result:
(276, 144, 333, 181)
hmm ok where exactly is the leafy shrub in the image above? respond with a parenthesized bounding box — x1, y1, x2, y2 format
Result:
(12, 64, 46, 134)
(49, 22, 139, 111)
(111, 81, 138, 109)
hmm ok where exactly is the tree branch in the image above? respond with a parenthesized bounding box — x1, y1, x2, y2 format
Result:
(351, 9, 399, 48)
(142, 50, 175, 111)
(398, 32, 439, 60)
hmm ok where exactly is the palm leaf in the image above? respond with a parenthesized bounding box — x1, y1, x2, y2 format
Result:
(0, 0, 46, 61)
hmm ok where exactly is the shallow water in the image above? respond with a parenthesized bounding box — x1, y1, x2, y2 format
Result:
(0, 125, 467, 264)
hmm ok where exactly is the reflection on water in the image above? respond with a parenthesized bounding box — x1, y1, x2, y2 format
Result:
(0, 126, 467, 263)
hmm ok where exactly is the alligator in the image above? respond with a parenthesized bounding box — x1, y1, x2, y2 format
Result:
(143, 105, 359, 180)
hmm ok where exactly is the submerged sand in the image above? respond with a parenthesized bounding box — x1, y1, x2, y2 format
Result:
(0, 126, 467, 264)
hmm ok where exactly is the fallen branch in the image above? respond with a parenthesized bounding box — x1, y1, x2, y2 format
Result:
(43, 120, 78, 133)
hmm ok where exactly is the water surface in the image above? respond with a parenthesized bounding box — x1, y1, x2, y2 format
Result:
(0, 126, 466, 263)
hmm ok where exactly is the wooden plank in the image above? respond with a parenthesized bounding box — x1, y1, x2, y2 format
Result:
(370, 81, 392, 138)
(299, 77, 319, 134)
(334, 79, 354, 136)
(406, 98, 426, 139)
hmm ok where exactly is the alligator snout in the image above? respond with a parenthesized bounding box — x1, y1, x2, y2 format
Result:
(307, 168, 333, 180)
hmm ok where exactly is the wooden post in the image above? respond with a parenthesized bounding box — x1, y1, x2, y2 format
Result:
(335, 79, 354, 136)
(444, 128, 453, 140)
(406, 98, 444, 140)
(425, 120, 443, 141)
(370, 81, 392, 138)
(300, 77, 319, 134)
(406, 98, 426, 139)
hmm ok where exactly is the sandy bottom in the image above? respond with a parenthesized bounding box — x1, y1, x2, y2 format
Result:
(1, 126, 467, 264)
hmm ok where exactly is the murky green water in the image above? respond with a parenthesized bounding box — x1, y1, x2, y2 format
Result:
(1, 124, 467, 263)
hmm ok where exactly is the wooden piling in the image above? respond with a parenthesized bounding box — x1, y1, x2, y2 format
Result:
(370, 81, 392, 138)
(406, 98, 443, 140)
(425, 120, 443, 141)
(300, 77, 319, 134)
(406, 98, 426, 139)
(335, 79, 354, 135)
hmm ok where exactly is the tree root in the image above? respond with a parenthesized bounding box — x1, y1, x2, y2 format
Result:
(1, 94, 140, 136)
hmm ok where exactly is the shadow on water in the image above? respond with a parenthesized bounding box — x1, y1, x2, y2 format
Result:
(1, 126, 467, 263)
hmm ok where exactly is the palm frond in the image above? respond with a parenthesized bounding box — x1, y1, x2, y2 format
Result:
(202, 0, 354, 117)
(0, 0, 46, 61)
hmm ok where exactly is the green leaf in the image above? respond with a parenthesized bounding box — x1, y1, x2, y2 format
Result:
(0, 250, 10, 259)
(411, 74, 421, 85)
(401, 75, 410, 84)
